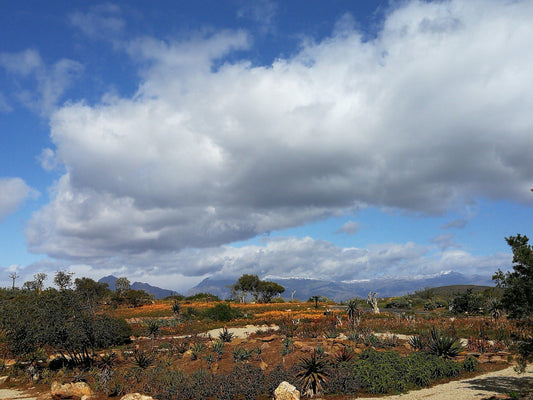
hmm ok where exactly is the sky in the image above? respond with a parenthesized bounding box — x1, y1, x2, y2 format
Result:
(1, 0, 532, 292)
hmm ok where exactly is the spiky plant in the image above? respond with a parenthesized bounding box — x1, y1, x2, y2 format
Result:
(333, 345, 354, 363)
(296, 350, 330, 397)
(427, 328, 464, 359)
(218, 327, 234, 343)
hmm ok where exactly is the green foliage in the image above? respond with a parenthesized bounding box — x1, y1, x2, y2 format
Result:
(281, 337, 293, 355)
(211, 339, 224, 355)
(232, 346, 253, 362)
(74, 277, 110, 306)
(114, 277, 131, 294)
(145, 319, 161, 339)
(354, 349, 462, 394)
(427, 328, 464, 358)
(451, 289, 485, 314)
(257, 281, 285, 303)
(191, 342, 207, 360)
(0, 289, 131, 367)
(462, 355, 479, 372)
(385, 296, 412, 309)
(218, 327, 234, 342)
(493, 234, 533, 370)
(203, 303, 242, 322)
(231, 274, 285, 303)
(54, 270, 74, 291)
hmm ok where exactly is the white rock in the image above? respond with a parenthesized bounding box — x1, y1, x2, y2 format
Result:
(274, 381, 300, 400)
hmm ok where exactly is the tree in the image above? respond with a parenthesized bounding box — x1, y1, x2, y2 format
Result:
(258, 281, 285, 303)
(33, 273, 47, 293)
(231, 274, 261, 302)
(74, 277, 110, 307)
(54, 270, 74, 291)
(450, 289, 484, 314)
(493, 234, 533, 371)
(22, 273, 47, 292)
(8, 272, 19, 290)
(114, 277, 130, 295)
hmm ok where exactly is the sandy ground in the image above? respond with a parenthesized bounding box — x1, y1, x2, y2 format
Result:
(0, 388, 44, 400)
(354, 364, 533, 400)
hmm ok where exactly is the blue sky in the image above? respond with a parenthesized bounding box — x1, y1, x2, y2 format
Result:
(1, 0, 532, 291)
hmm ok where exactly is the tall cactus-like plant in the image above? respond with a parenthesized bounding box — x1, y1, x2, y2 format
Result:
(367, 292, 380, 314)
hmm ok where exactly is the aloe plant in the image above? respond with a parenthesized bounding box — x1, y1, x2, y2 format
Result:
(296, 350, 330, 396)
(427, 328, 464, 358)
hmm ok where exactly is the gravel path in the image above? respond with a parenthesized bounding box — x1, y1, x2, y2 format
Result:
(0, 388, 41, 400)
(355, 365, 533, 400)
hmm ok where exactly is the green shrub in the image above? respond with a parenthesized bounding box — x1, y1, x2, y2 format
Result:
(325, 362, 359, 395)
(203, 303, 242, 322)
(462, 355, 479, 372)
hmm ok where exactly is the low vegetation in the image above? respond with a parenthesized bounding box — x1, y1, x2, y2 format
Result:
(0, 234, 531, 399)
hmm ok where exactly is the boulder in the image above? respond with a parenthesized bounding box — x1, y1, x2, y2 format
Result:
(51, 381, 93, 399)
(274, 381, 300, 400)
(120, 394, 156, 400)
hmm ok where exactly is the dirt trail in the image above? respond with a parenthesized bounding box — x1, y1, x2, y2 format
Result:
(354, 365, 533, 400)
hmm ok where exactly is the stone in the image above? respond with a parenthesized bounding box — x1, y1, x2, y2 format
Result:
(120, 394, 156, 400)
(259, 360, 268, 370)
(260, 335, 277, 342)
(274, 381, 300, 400)
(0, 376, 8, 385)
(51, 381, 93, 399)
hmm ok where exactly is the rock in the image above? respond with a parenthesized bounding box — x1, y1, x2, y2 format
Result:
(120, 394, 156, 400)
(260, 360, 268, 370)
(51, 381, 93, 399)
(0, 376, 8, 385)
(274, 381, 300, 400)
(260, 335, 277, 342)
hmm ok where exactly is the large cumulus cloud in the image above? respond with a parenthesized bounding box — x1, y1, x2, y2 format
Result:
(27, 0, 533, 276)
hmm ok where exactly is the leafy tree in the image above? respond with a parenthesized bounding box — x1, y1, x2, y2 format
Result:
(23, 273, 47, 292)
(493, 234, 533, 370)
(257, 281, 285, 303)
(74, 277, 110, 307)
(114, 277, 131, 294)
(450, 289, 484, 314)
(54, 270, 74, 291)
(231, 274, 261, 302)
(230, 274, 285, 303)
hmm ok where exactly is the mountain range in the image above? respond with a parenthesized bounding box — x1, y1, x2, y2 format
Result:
(187, 271, 494, 302)
(98, 275, 178, 299)
(99, 271, 494, 301)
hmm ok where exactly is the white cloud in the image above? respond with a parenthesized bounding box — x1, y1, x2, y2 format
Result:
(336, 221, 360, 235)
(27, 0, 533, 278)
(0, 49, 83, 116)
(0, 178, 39, 220)
(69, 4, 125, 41)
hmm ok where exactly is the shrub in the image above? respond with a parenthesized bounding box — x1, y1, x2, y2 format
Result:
(203, 303, 242, 322)
(325, 362, 359, 395)
(462, 355, 479, 372)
